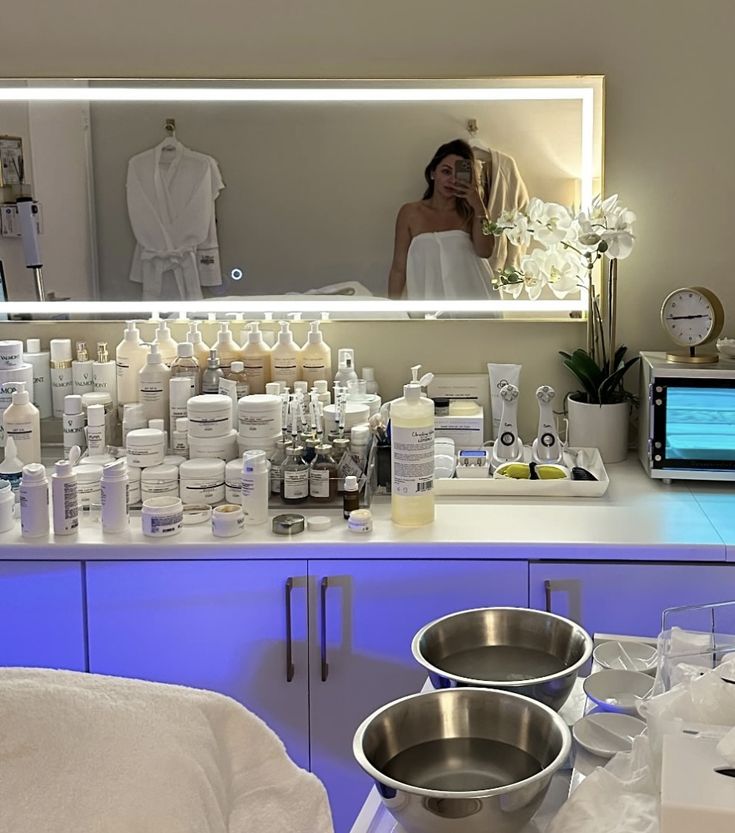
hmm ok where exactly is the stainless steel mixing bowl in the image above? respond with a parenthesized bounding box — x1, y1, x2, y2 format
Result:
(353, 687, 571, 833)
(412, 607, 593, 711)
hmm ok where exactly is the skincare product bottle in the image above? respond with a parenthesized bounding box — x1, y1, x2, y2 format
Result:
(280, 445, 308, 504)
(0, 437, 23, 496)
(310, 442, 337, 502)
(240, 322, 271, 394)
(23, 339, 52, 419)
(224, 361, 250, 399)
(334, 348, 358, 390)
(63, 395, 86, 453)
(2, 388, 41, 464)
(138, 346, 171, 426)
(20, 463, 49, 538)
(270, 322, 302, 388)
(215, 322, 242, 373)
(241, 449, 269, 525)
(268, 438, 287, 494)
(86, 404, 106, 457)
(343, 475, 360, 519)
(201, 349, 224, 394)
(170, 341, 200, 395)
(169, 376, 191, 431)
(116, 321, 150, 416)
(100, 458, 129, 534)
(49, 338, 74, 418)
(72, 341, 95, 395)
(186, 322, 211, 383)
(51, 458, 78, 535)
(172, 417, 189, 458)
(301, 321, 332, 387)
(312, 379, 331, 407)
(153, 321, 179, 366)
(148, 418, 168, 452)
(390, 382, 435, 527)
(92, 343, 118, 411)
(0, 479, 14, 533)
(362, 367, 379, 396)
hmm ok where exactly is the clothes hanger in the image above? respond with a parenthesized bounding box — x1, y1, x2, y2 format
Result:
(466, 118, 491, 157)
(160, 118, 180, 151)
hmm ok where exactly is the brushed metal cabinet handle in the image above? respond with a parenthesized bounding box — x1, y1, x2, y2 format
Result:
(320, 576, 329, 682)
(285, 577, 295, 683)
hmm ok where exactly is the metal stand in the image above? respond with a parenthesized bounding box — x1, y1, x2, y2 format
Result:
(32, 266, 45, 302)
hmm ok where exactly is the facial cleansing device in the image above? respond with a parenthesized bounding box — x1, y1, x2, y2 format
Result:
(491, 383, 524, 468)
(532, 385, 564, 464)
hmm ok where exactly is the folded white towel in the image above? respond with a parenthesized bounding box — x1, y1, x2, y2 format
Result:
(0, 668, 333, 833)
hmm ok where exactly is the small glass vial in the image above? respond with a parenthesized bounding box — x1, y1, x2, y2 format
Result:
(331, 436, 351, 492)
(310, 443, 337, 502)
(343, 475, 360, 519)
(170, 341, 201, 395)
(269, 438, 288, 495)
(226, 361, 250, 400)
(201, 349, 224, 394)
(302, 434, 319, 465)
(280, 445, 308, 505)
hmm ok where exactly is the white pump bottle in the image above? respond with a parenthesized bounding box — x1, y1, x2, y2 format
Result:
(116, 321, 150, 417)
(301, 321, 332, 387)
(270, 322, 302, 388)
(241, 322, 272, 394)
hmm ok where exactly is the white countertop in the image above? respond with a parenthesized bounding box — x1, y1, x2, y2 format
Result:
(2, 459, 734, 561)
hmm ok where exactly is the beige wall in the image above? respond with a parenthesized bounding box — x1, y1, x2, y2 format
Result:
(1, 0, 733, 432)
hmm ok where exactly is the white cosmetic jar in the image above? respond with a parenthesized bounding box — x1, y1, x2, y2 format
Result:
(237, 394, 283, 438)
(125, 428, 165, 468)
(141, 496, 184, 538)
(347, 508, 373, 534)
(127, 464, 141, 505)
(212, 503, 246, 538)
(188, 429, 238, 462)
(323, 402, 370, 434)
(74, 463, 103, 508)
(237, 434, 278, 457)
(179, 459, 225, 505)
(0, 340, 24, 369)
(141, 464, 180, 501)
(187, 394, 233, 438)
(225, 459, 243, 504)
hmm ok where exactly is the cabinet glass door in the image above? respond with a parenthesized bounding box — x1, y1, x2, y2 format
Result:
(86, 559, 309, 769)
(308, 558, 528, 833)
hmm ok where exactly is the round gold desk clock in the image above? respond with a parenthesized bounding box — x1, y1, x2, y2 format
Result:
(660, 286, 725, 364)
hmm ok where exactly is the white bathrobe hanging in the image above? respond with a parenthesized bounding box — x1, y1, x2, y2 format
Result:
(127, 140, 225, 300)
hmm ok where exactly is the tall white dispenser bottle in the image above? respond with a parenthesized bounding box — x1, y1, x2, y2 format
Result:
(270, 322, 302, 388)
(301, 321, 332, 387)
(390, 382, 435, 527)
(116, 321, 150, 417)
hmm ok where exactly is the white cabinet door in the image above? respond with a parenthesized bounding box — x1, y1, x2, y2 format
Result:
(529, 562, 735, 638)
(0, 561, 86, 671)
(86, 559, 310, 770)
(308, 558, 528, 833)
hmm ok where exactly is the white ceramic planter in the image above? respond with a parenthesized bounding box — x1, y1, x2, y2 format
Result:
(567, 397, 630, 463)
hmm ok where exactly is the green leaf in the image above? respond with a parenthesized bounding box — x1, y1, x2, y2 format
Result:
(598, 356, 640, 402)
(562, 357, 599, 402)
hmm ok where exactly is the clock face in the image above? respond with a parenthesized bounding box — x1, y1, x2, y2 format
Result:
(660, 287, 723, 347)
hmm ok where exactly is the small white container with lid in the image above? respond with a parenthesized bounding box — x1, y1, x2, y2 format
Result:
(237, 394, 283, 438)
(0, 340, 24, 369)
(237, 434, 278, 457)
(187, 394, 233, 438)
(19, 463, 49, 537)
(127, 464, 141, 505)
(179, 458, 225, 505)
(141, 496, 184, 538)
(141, 464, 179, 500)
(100, 458, 129, 534)
(125, 428, 165, 468)
(163, 454, 186, 468)
(212, 503, 245, 538)
(324, 401, 370, 434)
(225, 459, 243, 503)
(0, 478, 15, 532)
(74, 463, 103, 509)
(348, 508, 373, 533)
(188, 429, 238, 462)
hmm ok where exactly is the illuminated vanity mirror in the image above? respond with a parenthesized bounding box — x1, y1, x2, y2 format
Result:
(0, 77, 603, 318)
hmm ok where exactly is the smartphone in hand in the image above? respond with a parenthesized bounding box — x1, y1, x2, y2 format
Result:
(454, 158, 472, 185)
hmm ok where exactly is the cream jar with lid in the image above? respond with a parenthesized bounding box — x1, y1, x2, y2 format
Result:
(237, 434, 278, 457)
(225, 459, 243, 504)
(74, 463, 103, 509)
(237, 394, 283, 439)
(127, 465, 141, 506)
(141, 496, 184, 538)
(212, 503, 245, 538)
(141, 464, 179, 501)
(179, 459, 225, 505)
(125, 428, 165, 468)
(187, 394, 233, 438)
(188, 429, 238, 462)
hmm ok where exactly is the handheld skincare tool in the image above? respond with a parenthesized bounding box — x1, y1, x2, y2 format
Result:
(491, 383, 523, 469)
(531, 385, 564, 465)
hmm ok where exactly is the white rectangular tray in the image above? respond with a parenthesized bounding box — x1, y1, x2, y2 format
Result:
(434, 447, 610, 498)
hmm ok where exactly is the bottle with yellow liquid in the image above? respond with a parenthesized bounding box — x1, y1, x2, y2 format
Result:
(390, 382, 435, 526)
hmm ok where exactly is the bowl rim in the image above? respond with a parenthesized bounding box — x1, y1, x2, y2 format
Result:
(592, 640, 657, 670)
(352, 687, 572, 799)
(582, 667, 656, 703)
(411, 606, 594, 688)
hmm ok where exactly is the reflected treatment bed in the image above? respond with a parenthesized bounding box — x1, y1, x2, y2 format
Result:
(0, 668, 333, 833)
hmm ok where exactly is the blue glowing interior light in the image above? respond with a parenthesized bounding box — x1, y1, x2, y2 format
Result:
(666, 388, 735, 461)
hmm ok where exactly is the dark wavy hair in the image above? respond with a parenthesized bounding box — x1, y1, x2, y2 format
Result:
(422, 138, 476, 224)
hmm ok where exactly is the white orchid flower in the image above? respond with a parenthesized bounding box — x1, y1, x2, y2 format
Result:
(539, 248, 583, 298)
(534, 202, 573, 247)
(504, 212, 532, 248)
(600, 205, 636, 259)
(518, 252, 547, 300)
